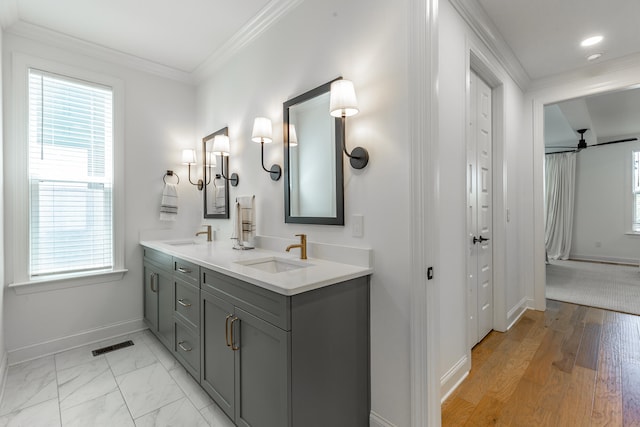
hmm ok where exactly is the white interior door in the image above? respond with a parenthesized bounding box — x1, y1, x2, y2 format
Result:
(467, 70, 493, 347)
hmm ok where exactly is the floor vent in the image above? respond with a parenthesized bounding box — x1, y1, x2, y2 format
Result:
(92, 340, 134, 356)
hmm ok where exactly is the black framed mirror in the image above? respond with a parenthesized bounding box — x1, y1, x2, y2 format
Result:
(203, 127, 230, 219)
(284, 78, 344, 225)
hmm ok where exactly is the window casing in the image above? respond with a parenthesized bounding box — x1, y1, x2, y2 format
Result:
(9, 54, 125, 291)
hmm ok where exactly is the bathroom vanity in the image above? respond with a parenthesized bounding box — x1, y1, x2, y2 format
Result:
(141, 239, 372, 427)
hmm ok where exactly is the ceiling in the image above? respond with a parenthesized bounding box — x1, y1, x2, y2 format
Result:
(0, 0, 280, 73)
(477, 0, 640, 149)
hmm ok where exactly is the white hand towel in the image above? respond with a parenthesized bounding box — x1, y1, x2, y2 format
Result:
(159, 183, 178, 221)
(230, 201, 242, 247)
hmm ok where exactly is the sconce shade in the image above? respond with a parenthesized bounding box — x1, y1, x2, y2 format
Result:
(212, 134, 230, 156)
(330, 79, 359, 117)
(205, 151, 217, 167)
(181, 149, 197, 165)
(252, 117, 273, 143)
(289, 124, 298, 147)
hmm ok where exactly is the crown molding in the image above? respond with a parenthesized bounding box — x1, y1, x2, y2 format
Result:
(192, 0, 304, 84)
(528, 52, 640, 93)
(448, 0, 530, 91)
(5, 20, 194, 84)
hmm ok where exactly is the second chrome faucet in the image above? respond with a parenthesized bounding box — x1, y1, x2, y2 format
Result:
(285, 234, 307, 259)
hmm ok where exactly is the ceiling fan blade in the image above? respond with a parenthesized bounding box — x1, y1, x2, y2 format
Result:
(590, 137, 639, 148)
(545, 149, 577, 155)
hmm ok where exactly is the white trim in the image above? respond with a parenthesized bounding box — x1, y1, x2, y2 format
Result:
(507, 296, 528, 330)
(7, 53, 127, 292)
(192, 0, 304, 83)
(440, 355, 470, 402)
(408, 0, 440, 425)
(6, 21, 192, 84)
(9, 269, 128, 295)
(0, 352, 8, 405)
(529, 56, 640, 312)
(448, 0, 529, 91)
(7, 319, 146, 365)
(370, 411, 398, 427)
(565, 255, 640, 266)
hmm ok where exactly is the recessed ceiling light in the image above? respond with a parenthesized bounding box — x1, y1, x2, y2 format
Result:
(586, 53, 603, 61)
(581, 35, 603, 47)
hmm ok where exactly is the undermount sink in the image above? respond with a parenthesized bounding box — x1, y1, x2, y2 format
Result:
(165, 239, 201, 246)
(234, 257, 311, 273)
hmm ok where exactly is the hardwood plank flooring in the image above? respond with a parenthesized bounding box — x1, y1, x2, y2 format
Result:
(442, 300, 640, 426)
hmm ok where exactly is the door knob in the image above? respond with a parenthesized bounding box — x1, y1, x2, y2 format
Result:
(473, 236, 490, 244)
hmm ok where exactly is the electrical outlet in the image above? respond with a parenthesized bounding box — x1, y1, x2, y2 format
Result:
(595, 241, 602, 248)
(352, 214, 364, 237)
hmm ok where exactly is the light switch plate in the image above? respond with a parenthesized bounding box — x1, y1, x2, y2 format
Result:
(352, 214, 364, 237)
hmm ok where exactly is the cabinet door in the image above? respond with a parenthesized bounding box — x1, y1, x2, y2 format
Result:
(235, 307, 291, 427)
(201, 290, 235, 420)
(143, 261, 158, 331)
(156, 269, 174, 349)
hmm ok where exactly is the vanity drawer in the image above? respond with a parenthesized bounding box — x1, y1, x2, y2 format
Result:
(201, 267, 291, 330)
(174, 279, 199, 329)
(174, 321, 200, 378)
(173, 258, 199, 285)
(143, 247, 172, 271)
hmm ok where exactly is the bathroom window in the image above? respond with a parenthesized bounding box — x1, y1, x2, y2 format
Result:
(633, 151, 640, 232)
(28, 69, 114, 276)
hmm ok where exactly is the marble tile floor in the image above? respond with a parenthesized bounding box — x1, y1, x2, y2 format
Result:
(0, 330, 235, 427)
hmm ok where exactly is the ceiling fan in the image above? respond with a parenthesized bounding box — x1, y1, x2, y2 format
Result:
(546, 129, 638, 154)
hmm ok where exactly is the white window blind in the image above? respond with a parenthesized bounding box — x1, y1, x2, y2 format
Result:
(634, 151, 640, 232)
(28, 69, 114, 277)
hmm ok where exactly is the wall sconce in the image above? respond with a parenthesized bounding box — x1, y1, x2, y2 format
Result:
(212, 134, 239, 187)
(252, 117, 282, 181)
(181, 148, 203, 190)
(329, 79, 369, 169)
(289, 124, 298, 147)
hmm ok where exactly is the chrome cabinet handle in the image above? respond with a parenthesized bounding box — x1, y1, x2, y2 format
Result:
(230, 317, 240, 351)
(177, 341, 192, 352)
(225, 314, 233, 347)
(177, 299, 191, 308)
(177, 267, 192, 274)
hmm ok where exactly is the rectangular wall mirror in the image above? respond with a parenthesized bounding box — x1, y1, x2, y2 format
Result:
(283, 78, 344, 225)
(202, 127, 230, 219)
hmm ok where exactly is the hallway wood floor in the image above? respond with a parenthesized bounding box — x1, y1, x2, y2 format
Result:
(441, 299, 640, 426)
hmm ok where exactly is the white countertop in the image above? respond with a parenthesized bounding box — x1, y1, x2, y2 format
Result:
(140, 239, 373, 296)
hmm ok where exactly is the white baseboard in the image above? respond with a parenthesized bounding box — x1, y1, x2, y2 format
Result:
(568, 254, 639, 266)
(8, 318, 146, 365)
(440, 354, 470, 403)
(507, 296, 528, 330)
(0, 352, 8, 405)
(370, 411, 397, 427)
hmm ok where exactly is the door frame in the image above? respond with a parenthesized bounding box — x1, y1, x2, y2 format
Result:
(529, 62, 640, 311)
(466, 43, 509, 344)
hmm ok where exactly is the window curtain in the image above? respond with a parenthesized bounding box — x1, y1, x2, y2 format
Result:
(545, 152, 577, 260)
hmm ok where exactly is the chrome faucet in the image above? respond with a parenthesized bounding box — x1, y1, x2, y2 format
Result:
(196, 225, 212, 242)
(285, 234, 307, 260)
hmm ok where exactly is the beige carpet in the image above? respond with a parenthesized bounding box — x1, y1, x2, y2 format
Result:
(546, 260, 640, 315)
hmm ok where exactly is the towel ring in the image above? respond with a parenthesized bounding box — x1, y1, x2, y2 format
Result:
(163, 170, 180, 184)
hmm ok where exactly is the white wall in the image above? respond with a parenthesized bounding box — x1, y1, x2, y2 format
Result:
(0, 27, 7, 383)
(2, 33, 197, 361)
(196, 0, 411, 424)
(438, 0, 526, 396)
(570, 139, 640, 263)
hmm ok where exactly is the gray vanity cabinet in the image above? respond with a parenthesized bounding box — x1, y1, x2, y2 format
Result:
(143, 248, 174, 349)
(201, 271, 291, 427)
